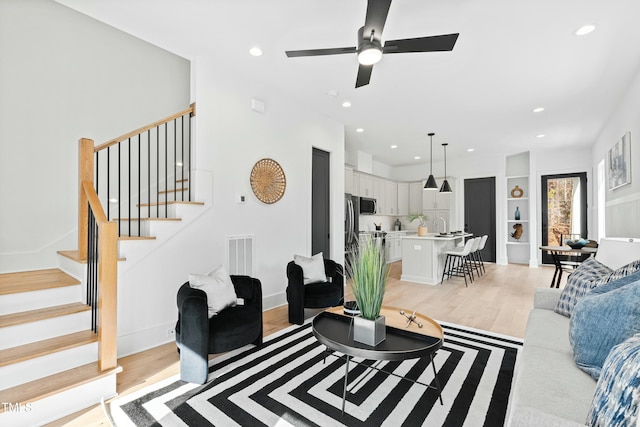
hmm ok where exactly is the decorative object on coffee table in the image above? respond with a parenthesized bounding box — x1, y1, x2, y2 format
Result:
(511, 185, 524, 198)
(400, 309, 423, 328)
(250, 158, 286, 204)
(346, 237, 388, 346)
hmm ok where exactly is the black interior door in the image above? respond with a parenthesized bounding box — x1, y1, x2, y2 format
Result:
(464, 177, 496, 262)
(312, 148, 330, 257)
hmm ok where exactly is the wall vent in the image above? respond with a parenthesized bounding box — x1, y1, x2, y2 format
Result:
(225, 235, 255, 276)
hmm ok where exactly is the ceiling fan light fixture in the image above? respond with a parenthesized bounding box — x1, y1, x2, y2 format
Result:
(357, 43, 383, 65)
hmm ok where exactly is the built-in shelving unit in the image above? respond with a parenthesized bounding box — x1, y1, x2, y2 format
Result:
(506, 153, 530, 263)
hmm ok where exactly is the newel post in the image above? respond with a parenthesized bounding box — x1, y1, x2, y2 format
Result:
(78, 138, 94, 260)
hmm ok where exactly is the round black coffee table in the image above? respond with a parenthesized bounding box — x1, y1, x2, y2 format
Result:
(312, 306, 444, 414)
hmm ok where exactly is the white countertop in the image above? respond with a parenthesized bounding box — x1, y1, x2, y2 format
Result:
(403, 233, 472, 241)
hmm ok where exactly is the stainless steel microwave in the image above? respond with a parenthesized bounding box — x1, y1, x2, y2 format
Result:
(359, 197, 377, 215)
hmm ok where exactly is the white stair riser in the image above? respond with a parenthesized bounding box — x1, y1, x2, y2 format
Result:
(0, 311, 91, 350)
(0, 342, 98, 390)
(0, 372, 117, 427)
(0, 285, 82, 315)
(116, 221, 150, 236)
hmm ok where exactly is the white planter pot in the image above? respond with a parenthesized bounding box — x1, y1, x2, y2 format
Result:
(353, 315, 386, 346)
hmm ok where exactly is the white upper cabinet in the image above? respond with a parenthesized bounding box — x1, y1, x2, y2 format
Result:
(386, 180, 397, 215)
(397, 182, 409, 216)
(373, 177, 386, 214)
(409, 181, 423, 215)
(359, 174, 374, 197)
(345, 167, 353, 194)
(423, 187, 450, 210)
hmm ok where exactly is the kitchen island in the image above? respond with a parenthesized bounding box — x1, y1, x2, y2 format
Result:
(401, 233, 472, 285)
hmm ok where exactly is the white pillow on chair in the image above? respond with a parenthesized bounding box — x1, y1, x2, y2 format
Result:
(189, 265, 237, 318)
(294, 252, 326, 285)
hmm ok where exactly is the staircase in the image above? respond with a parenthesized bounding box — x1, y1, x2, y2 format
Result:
(0, 104, 200, 425)
(0, 269, 121, 426)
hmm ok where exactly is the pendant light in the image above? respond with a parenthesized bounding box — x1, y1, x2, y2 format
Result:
(440, 142, 452, 193)
(424, 132, 438, 190)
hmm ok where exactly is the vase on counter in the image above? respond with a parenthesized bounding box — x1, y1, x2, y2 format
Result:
(418, 226, 429, 236)
(515, 206, 521, 220)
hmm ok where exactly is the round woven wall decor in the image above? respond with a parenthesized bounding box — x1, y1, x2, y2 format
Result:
(250, 158, 286, 204)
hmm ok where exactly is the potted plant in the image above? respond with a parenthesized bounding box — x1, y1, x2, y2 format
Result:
(346, 237, 388, 346)
(409, 213, 429, 236)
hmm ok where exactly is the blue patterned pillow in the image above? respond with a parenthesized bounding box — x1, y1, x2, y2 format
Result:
(569, 278, 640, 378)
(554, 257, 612, 317)
(586, 334, 640, 426)
(594, 259, 640, 286)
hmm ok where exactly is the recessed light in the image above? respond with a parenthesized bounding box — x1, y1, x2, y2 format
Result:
(249, 46, 263, 56)
(537, 134, 545, 138)
(176, 161, 183, 167)
(109, 198, 118, 204)
(390, 145, 397, 149)
(575, 25, 595, 36)
(533, 107, 545, 113)
(414, 156, 421, 160)
(356, 128, 364, 133)
(342, 101, 352, 108)
(467, 148, 475, 152)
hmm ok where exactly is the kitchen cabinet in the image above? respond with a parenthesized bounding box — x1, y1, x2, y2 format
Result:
(385, 232, 405, 263)
(409, 181, 423, 215)
(386, 181, 397, 215)
(359, 174, 374, 197)
(345, 167, 353, 194)
(397, 182, 409, 216)
(373, 177, 386, 214)
(422, 188, 450, 210)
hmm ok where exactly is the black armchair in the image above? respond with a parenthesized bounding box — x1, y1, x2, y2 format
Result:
(176, 275, 262, 384)
(286, 259, 344, 325)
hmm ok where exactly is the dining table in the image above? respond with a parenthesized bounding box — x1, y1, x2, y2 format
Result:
(539, 245, 598, 288)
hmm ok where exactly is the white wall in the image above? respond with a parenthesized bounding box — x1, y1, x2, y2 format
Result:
(591, 69, 640, 239)
(0, 0, 190, 273)
(115, 57, 345, 356)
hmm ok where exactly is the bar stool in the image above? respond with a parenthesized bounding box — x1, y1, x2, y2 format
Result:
(466, 237, 483, 277)
(476, 235, 488, 274)
(441, 238, 476, 287)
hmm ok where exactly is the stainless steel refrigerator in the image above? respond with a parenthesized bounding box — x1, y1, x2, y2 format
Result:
(345, 194, 359, 275)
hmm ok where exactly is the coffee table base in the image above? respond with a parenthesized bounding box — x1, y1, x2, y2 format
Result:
(324, 349, 444, 415)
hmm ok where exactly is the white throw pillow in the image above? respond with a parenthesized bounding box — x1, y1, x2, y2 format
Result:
(294, 252, 327, 285)
(189, 265, 237, 318)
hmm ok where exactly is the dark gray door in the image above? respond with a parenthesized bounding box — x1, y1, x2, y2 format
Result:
(312, 148, 330, 257)
(464, 177, 496, 262)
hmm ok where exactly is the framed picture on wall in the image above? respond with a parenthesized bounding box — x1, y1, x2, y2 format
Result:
(607, 131, 631, 191)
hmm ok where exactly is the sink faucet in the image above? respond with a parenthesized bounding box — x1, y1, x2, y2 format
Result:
(433, 216, 447, 234)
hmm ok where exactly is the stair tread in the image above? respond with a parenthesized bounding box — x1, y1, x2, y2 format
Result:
(0, 330, 98, 367)
(0, 269, 80, 296)
(158, 187, 188, 194)
(118, 236, 156, 241)
(58, 250, 126, 263)
(0, 303, 90, 328)
(113, 217, 182, 222)
(0, 362, 122, 411)
(137, 200, 204, 207)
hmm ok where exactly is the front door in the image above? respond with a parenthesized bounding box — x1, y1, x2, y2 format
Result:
(312, 148, 330, 257)
(541, 172, 588, 264)
(464, 177, 496, 262)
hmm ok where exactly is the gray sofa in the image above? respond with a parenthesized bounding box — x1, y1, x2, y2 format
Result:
(508, 238, 640, 426)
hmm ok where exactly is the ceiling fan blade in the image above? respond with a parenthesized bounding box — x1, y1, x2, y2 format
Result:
(355, 64, 373, 88)
(363, 0, 393, 41)
(286, 46, 357, 58)
(383, 33, 459, 54)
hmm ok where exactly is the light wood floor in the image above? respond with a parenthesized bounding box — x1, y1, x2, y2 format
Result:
(47, 262, 558, 426)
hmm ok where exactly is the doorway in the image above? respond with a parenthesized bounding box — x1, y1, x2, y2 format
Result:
(464, 177, 496, 262)
(312, 148, 330, 257)
(541, 172, 588, 264)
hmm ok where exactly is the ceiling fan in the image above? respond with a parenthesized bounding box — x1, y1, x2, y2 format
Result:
(285, 0, 459, 88)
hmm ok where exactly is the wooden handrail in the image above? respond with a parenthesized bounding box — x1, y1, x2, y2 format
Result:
(82, 181, 107, 223)
(94, 102, 196, 152)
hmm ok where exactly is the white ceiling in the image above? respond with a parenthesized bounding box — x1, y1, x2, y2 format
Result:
(57, 0, 640, 166)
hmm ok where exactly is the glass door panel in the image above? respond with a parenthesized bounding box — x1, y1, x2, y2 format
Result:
(541, 173, 587, 264)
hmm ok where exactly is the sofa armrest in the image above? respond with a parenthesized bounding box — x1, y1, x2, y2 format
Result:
(230, 275, 262, 311)
(533, 288, 563, 310)
(176, 282, 209, 384)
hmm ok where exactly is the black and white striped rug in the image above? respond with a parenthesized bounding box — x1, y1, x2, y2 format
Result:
(110, 321, 522, 426)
